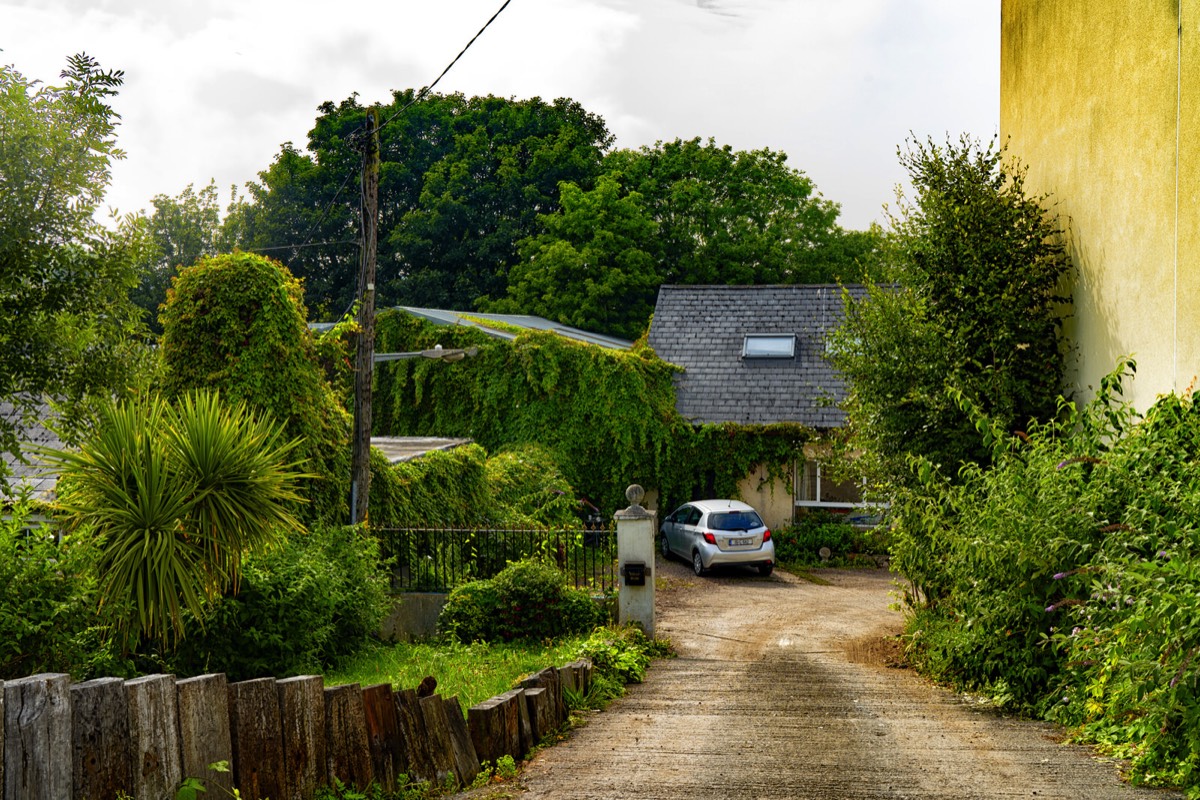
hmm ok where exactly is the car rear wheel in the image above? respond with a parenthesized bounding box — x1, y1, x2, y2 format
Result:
(660, 534, 672, 560)
(692, 550, 706, 576)
(758, 563, 774, 577)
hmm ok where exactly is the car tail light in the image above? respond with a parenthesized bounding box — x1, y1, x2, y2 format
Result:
(702, 532, 716, 544)
(763, 529, 772, 542)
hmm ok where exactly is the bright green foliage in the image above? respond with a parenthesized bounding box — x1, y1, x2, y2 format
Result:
(44, 391, 309, 647)
(894, 359, 1200, 793)
(0, 54, 151, 477)
(494, 175, 660, 340)
(373, 311, 813, 515)
(483, 445, 584, 528)
(168, 525, 389, 680)
(0, 500, 108, 679)
(604, 137, 881, 287)
(159, 252, 352, 524)
(439, 559, 606, 643)
(367, 444, 491, 529)
(830, 135, 1071, 486)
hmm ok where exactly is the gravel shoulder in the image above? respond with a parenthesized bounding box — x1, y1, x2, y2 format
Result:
(505, 554, 1182, 799)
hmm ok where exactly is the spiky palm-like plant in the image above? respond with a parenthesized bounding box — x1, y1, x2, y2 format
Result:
(44, 390, 311, 647)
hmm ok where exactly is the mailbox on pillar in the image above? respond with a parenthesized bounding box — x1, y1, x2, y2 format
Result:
(622, 560, 649, 587)
(615, 484, 656, 636)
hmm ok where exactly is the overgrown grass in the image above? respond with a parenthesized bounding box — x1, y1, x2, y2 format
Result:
(326, 637, 586, 711)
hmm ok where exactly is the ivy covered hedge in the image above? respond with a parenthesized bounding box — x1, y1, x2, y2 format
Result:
(373, 310, 814, 514)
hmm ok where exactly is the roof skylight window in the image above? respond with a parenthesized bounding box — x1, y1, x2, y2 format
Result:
(742, 334, 795, 359)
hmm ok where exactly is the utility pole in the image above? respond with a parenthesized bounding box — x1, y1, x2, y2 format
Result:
(351, 107, 380, 525)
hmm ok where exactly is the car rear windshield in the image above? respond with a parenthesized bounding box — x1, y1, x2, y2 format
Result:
(709, 511, 763, 531)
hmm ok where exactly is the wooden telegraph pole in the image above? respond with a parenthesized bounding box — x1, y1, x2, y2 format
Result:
(351, 108, 380, 525)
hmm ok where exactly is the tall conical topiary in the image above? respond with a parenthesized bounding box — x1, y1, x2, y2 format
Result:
(159, 251, 351, 524)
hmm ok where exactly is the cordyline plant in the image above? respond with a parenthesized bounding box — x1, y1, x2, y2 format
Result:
(42, 390, 312, 649)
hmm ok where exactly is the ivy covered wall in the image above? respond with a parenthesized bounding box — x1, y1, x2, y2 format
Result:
(373, 310, 815, 516)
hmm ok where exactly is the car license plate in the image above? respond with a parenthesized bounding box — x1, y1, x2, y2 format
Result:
(730, 537, 752, 546)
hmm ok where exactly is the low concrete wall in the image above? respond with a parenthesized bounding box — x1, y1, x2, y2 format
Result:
(379, 593, 448, 642)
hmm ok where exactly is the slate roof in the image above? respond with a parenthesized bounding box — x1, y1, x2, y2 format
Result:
(0, 399, 62, 502)
(647, 284, 866, 428)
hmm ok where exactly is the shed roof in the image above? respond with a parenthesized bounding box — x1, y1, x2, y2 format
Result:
(647, 284, 865, 428)
(396, 307, 633, 351)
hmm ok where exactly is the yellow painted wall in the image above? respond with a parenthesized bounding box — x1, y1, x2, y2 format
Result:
(1001, 0, 1199, 409)
(736, 463, 793, 531)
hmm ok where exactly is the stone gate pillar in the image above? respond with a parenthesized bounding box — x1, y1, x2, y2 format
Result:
(615, 484, 656, 637)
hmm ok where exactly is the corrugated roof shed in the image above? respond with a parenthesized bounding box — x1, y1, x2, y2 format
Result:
(647, 284, 866, 428)
(396, 307, 633, 351)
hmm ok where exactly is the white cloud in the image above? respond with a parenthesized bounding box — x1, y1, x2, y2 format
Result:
(1, 0, 998, 227)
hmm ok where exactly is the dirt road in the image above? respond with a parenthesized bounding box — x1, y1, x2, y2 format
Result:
(513, 556, 1181, 799)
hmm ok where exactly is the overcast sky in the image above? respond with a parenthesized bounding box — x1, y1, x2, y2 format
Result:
(3, 0, 999, 230)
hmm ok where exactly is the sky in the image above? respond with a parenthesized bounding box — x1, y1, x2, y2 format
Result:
(2, 0, 999, 231)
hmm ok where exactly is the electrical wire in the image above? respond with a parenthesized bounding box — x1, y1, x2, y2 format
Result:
(375, 0, 514, 136)
(246, 0, 515, 311)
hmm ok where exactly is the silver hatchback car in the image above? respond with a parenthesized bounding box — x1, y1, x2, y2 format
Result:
(660, 499, 775, 577)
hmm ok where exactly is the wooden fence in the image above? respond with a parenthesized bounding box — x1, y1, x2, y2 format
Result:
(0, 660, 592, 800)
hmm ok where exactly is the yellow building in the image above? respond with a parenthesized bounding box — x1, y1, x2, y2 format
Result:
(1000, 1, 1199, 410)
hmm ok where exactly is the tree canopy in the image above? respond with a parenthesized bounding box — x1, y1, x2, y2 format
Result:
(829, 135, 1071, 485)
(0, 54, 149, 477)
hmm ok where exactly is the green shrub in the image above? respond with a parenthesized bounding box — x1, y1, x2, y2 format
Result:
(571, 625, 673, 708)
(0, 501, 111, 679)
(169, 525, 389, 680)
(773, 511, 864, 565)
(439, 558, 606, 643)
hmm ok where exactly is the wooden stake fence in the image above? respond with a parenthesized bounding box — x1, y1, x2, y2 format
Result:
(0, 659, 592, 800)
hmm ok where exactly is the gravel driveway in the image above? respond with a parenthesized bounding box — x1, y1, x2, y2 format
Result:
(511, 555, 1182, 799)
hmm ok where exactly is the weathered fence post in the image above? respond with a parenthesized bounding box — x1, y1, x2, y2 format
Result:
(4, 673, 71, 800)
(71, 677, 132, 800)
(324, 684, 372, 791)
(523, 686, 553, 743)
(277, 675, 325, 800)
(442, 696, 480, 787)
(498, 688, 533, 758)
(228, 677, 285, 800)
(393, 688, 436, 784)
(125, 673, 183, 800)
(418, 693, 458, 787)
(176, 674, 233, 796)
(616, 484, 656, 636)
(362, 683, 405, 792)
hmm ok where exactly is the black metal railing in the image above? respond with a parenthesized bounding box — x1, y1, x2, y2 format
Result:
(374, 527, 617, 593)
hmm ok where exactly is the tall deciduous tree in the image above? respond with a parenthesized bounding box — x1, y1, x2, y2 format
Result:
(830, 135, 1071, 485)
(494, 176, 659, 339)
(0, 54, 150, 475)
(129, 181, 235, 333)
(232, 91, 613, 316)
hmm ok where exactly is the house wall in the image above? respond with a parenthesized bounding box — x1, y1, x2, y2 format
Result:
(737, 464, 793, 531)
(1001, 0, 1200, 410)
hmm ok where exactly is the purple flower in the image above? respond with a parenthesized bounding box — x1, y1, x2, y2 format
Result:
(1053, 572, 1067, 580)
(1045, 604, 1057, 613)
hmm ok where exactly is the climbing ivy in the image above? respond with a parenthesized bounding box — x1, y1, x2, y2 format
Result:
(159, 252, 352, 524)
(373, 310, 815, 515)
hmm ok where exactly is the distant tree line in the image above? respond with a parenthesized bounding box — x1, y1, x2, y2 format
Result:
(130, 91, 885, 339)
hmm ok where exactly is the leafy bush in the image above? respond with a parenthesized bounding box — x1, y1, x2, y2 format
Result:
(773, 511, 869, 566)
(0, 501, 110, 679)
(893, 360, 1200, 793)
(571, 625, 673, 708)
(439, 559, 606, 643)
(169, 525, 389, 680)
